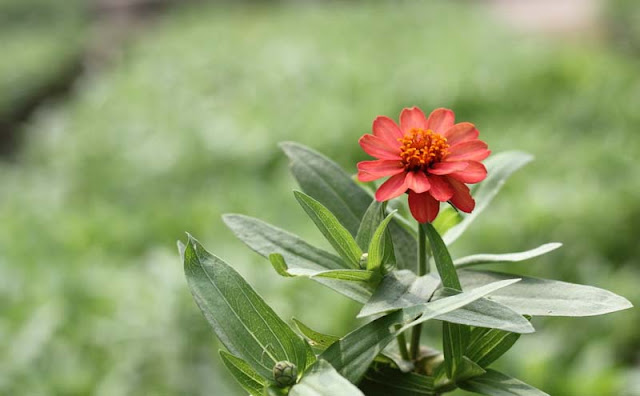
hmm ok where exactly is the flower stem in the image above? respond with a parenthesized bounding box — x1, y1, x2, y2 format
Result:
(410, 223, 429, 359)
(395, 327, 410, 361)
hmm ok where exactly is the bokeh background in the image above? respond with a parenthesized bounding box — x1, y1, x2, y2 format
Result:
(1, 0, 639, 395)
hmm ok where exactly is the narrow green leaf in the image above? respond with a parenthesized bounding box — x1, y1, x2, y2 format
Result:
(292, 318, 339, 350)
(442, 322, 469, 378)
(269, 253, 294, 277)
(281, 142, 371, 236)
(367, 211, 397, 273)
(433, 288, 534, 334)
(466, 327, 522, 368)
(424, 223, 461, 290)
(388, 220, 418, 272)
(454, 243, 562, 268)
(294, 191, 363, 269)
(289, 360, 364, 396)
(223, 214, 371, 303)
(444, 151, 534, 245)
(264, 385, 288, 396)
(183, 235, 308, 379)
(356, 200, 386, 250)
(220, 351, 267, 396)
(359, 366, 436, 395)
(358, 270, 439, 318)
(459, 269, 633, 317)
(459, 369, 549, 396)
(285, 268, 377, 282)
(432, 206, 462, 235)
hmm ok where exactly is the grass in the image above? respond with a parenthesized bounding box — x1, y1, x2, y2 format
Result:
(1, 1, 638, 395)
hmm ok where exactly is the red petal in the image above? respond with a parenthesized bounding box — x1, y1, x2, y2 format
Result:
(428, 161, 469, 175)
(443, 122, 479, 146)
(373, 116, 404, 147)
(427, 175, 454, 202)
(447, 177, 475, 213)
(375, 172, 408, 201)
(405, 171, 430, 194)
(357, 160, 405, 182)
(400, 107, 428, 133)
(449, 161, 487, 183)
(408, 190, 440, 223)
(447, 140, 490, 161)
(425, 108, 455, 134)
(359, 134, 401, 160)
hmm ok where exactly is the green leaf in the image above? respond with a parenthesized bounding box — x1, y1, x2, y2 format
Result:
(289, 360, 364, 396)
(269, 253, 294, 277)
(358, 270, 440, 318)
(281, 142, 371, 237)
(292, 318, 339, 350)
(466, 326, 523, 368)
(286, 268, 378, 283)
(389, 220, 418, 272)
(367, 211, 397, 273)
(359, 366, 436, 395)
(356, 200, 386, 250)
(432, 206, 462, 235)
(453, 356, 486, 382)
(459, 369, 549, 396)
(433, 288, 534, 334)
(183, 235, 309, 380)
(443, 151, 534, 245)
(454, 243, 562, 268)
(219, 351, 267, 396)
(294, 191, 363, 269)
(459, 269, 633, 317)
(264, 385, 288, 396)
(322, 278, 521, 384)
(424, 223, 461, 290)
(223, 214, 371, 303)
(442, 321, 469, 379)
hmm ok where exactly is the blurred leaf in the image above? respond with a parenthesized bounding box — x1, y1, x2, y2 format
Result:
(281, 142, 371, 236)
(359, 366, 436, 395)
(433, 206, 462, 235)
(433, 289, 534, 334)
(459, 369, 549, 396)
(183, 235, 309, 380)
(443, 151, 534, 245)
(453, 357, 486, 382)
(459, 269, 633, 316)
(466, 326, 523, 368)
(292, 319, 339, 350)
(366, 210, 397, 273)
(264, 385, 288, 396)
(442, 321, 469, 379)
(224, 214, 370, 303)
(269, 253, 294, 277)
(290, 360, 364, 396)
(454, 243, 562, 268)
(219, 351, 267, 396)
(294, 191, 363, 269)
(388, 220, 418, 273)
(358, 270, 439, 318)
(356, 200, 386, 250)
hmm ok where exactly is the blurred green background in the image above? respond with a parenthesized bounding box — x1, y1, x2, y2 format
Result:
(1, 0, 638, 395)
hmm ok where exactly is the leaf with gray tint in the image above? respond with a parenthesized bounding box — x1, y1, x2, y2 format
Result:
(459, 369, 549, 396)
(359, 366, 435, 395)
(289, 360, 364, 396)
(454, 243, 562, 268)
(292, 319, 339, 350)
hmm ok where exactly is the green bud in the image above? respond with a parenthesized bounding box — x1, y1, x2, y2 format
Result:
(273, 361, 297, 387)
(359, 252, 369, 269)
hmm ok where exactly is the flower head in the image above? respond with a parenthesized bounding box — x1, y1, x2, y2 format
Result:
(357, 107, 490, 223)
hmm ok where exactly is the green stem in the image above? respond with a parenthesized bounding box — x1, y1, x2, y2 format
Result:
(410, 223, 429, 359)
(395, 327, 410, 361)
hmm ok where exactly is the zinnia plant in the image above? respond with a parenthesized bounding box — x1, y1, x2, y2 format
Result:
(180, 107, 632, 396)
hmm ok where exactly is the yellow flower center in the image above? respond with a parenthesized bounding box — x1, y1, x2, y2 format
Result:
(398, 128, 449, 171)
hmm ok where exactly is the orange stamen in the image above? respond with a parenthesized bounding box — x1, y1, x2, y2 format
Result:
(398, 128, 449, 171)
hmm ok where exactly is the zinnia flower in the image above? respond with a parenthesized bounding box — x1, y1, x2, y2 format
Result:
(357, 107, 490, 223)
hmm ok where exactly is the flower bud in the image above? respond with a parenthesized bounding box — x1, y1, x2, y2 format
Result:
(273, 361, 297, 387)
(359, 252, 369, 269)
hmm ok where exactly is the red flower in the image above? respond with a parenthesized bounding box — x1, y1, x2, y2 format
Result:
(357, 107, 490, 223)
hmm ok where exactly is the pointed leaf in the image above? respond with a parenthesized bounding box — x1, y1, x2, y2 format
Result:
(453, 357, 486, 382)
(294, 191, 363, 269)
(289, 360, 364, 396)
(459, 369, 549, 396)
(356, 200, 386, 250)
(358, 270, 439, 318)
(459, 269, 633, 317)
(281, 142, 371, 236)
(367, 211, 397, 272)
(444, 151, 534, 245)
(442, 322, 469, 378)
(424, 223, 461, 290)
(183, 235, 308, 379)
(286, 268, 378, 282)
(220, 351, 267, 396)
(359, 366, 436, 395)
(466, 326, 523, 368)
(433, 288, 534, 333)
(454, 243, 562, 268)
(224, 214, 370, 303)
(293, 319, 339, 350)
